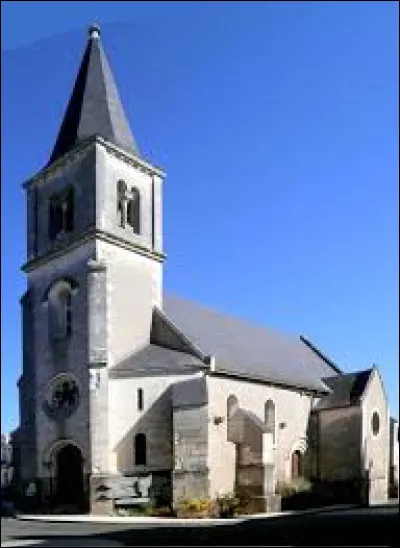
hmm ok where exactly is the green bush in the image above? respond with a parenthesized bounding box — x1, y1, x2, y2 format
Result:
(176, 498, 213, 517)
(115, 504, 153, 517)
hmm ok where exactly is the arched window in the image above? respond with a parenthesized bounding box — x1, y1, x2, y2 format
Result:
(291, 450, 303, 479)
(227, 395, 238, 419)
(135, 433, 147, 465)
(49, 186, 74, 240)
(264, 399, 276, 443)
(137, 388, 144, 411)
(48, 281, 73, 341)
(117, 181, 140, 234)
(127, 187, 140, 234)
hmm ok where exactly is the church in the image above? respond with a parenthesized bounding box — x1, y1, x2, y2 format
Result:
(16, 25, 398, 514)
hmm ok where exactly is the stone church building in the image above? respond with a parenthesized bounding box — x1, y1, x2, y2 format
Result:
(16, 25, 398, 513)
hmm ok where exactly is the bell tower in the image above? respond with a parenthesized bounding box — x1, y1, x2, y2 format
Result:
(18, 24, 165, 511)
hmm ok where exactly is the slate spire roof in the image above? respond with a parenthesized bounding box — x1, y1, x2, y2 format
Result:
(48, 24, 139, 166)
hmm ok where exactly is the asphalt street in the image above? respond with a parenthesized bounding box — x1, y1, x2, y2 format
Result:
(1, 504, 399, 547)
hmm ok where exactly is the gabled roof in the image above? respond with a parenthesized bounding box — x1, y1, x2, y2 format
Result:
(161, 293, 338, 393)
(314, 369, 373, 410)
(109, 343, 204, 379)
(48, 24, 139, 166)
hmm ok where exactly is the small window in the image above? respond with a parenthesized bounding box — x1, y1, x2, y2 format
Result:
(116, 181, 140, 234)
(264, 399, 276, 443)
(227, 395, 238, 419)
(127, 187, 140, 234)
(135, 433, 146, 466)
(372, 412, 380, 436)
(137, 388, 144, 411)
(291, 450, 303, 479)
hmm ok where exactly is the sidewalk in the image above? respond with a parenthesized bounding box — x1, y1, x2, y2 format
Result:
(17, 504, 359, 525)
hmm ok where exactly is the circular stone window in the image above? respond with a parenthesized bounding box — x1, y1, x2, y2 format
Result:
(371, 411, 380, 436)
(43, 374, 80, 420)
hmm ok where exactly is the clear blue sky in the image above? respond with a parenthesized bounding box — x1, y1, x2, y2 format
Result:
(1, 1, 398, 433)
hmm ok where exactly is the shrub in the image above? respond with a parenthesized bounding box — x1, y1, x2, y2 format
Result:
(275, 481, 297, 498)
(275, 478, 313, 498)
(292, 478, 312, 493)
(115, 504, 153, 517)
(176, 498, 213, 518)
(149, 505, 175, 517)
(215, 493, 240, 518)
(234, 487, 253, 515)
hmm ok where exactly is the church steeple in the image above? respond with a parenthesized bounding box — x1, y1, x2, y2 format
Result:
(48, 24, 139, 166)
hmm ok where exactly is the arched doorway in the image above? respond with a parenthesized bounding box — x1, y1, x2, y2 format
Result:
(55, 444, 84, 506)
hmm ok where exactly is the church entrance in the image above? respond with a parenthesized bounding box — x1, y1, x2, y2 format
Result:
(55, 444, 84, 508)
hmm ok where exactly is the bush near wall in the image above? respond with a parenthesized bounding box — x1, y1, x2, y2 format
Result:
(175, 498, 215, 518)
(175, 495, 242, 518)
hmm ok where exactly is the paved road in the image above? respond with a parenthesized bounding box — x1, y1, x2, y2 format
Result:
(1, 504, 398, 546)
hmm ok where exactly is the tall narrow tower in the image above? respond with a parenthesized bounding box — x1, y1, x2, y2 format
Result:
(18, 25, 165, 510)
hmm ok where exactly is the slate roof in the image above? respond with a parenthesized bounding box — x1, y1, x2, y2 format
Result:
(48, 25, 139, 166)
(109, 343, 204, 378)
(161, 293, 339, 393)
(314, 369, 373, 410)
(172, 376, 208, 408)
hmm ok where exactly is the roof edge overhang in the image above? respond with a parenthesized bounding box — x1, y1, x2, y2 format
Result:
(151, 306, 210, 364)
(300, 335, 343, 375)
(206, 368, 331, 396)
(23, 135, 165, 190)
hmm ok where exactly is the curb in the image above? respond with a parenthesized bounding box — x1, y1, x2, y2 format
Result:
(16, 504, 359, 525)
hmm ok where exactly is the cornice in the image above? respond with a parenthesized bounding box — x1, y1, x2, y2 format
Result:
(97, 229, 166, 262)
(23, 136, 165, 191)
(96, 137, 165, 178)
(22, 138, 96, 190)
(22, 228, 166, 273)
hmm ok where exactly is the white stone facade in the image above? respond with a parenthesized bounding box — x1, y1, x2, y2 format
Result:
(16, 27, 396, 514)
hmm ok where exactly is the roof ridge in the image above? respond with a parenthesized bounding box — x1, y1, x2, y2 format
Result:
(300, 336, 343, 375)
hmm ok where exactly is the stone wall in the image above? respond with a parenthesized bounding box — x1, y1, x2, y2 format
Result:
(206, 374, 314, 498)
(172, 381, 209, 505)
(95, 144, 163, 259)
(97, 240, 162, 366)
(361, 368, 390, 504)
(26, 145, 96, 263)
(389, 418, 399, 491)
(108, 373, 202, 475)
(317, 405, 362, 482)
(23, 241, 95, 496)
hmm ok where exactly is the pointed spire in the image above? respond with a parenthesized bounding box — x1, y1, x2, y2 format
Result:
(48, 24, 139, 166)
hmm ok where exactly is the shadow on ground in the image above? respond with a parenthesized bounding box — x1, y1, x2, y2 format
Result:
(6, 505, 399, 547)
